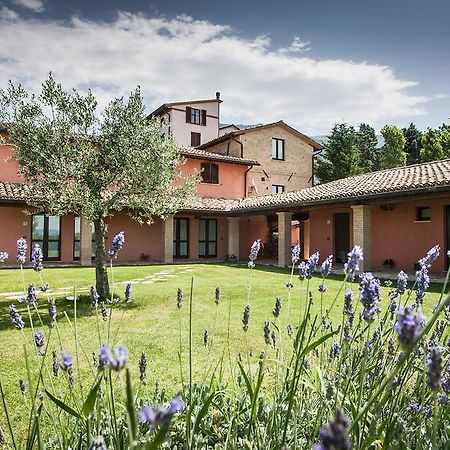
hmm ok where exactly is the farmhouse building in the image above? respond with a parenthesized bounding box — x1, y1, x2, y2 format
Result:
(1, 95, 450, 274)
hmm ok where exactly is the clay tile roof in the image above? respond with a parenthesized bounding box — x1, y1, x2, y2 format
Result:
(179, 196, 239, 213)
(233, 159, 450, 211)
(0, 181, 30, 202)
(179, 146, 259, 166)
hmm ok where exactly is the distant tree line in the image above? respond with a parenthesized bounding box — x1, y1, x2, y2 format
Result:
(315, 120, 450, 183)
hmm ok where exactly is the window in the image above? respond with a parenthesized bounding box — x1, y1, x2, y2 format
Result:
(199, 219, 217, 257)
(417, 207, 431, 221)
(272, 185, 285, 194)
(191, 132, 201, 147)
(73, 217, 96, 260)
(186, 107, 207, 125)
(173, 218, 189, 258)
(31, 214, 61, 261)
(272, 138, 285, 160)
(201, 162, 219, 184)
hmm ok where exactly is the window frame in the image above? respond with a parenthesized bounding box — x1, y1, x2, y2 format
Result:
(272, 138, 285, 160)
(173, 218, 190, 258)
(200, 162, 219, 184)
(191, 108, 201, 125)
(31, 214, 62, 261)
(416, 206, 431, 222)
(191, 132, 201, 147)
(198, 218, 217, 258)
(272, 184, 285, 194)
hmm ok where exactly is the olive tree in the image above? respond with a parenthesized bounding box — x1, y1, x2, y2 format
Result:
(0, 75, 196, 297)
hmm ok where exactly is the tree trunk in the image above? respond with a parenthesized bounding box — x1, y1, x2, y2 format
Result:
(94, 217, 110, 299)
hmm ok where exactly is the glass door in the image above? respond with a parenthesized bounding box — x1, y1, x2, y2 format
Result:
(173, 218, 189, 258)
(31, 214, 61, 261)
(199, 219, 217, 258)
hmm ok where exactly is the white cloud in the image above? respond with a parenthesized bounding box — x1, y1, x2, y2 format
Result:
(0, 6, 19, 20)
(11, 0, 45, 13)
(278, 37, 311, 54)
(0, 12, 429, 134)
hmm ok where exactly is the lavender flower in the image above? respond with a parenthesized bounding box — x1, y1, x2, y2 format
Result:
(177, 288, 184, 309)
(318, 284, 328, 293)
(419, 245, 440, 268)
(298, 251, 320, 280)
(396, 271, 408, 295)
(108, 231, 125, 259)
(52, 351, 59, 377)
(9, 304, 25, 330)
(343, 289, 354, 321)
(415, 265, 430, 304)
(139, 351, 147, 383)
(90, 286, 100, 308)
(60, 350, 73, 371)
(242, 304, 250, 332)
(321, 255, 333, 277)
(26, 284, 37, 305)
(271, 330, 276, 347)
(291, 244, 301, 264)
(359, 273, 381, 322)
(273, 296, 282, 318)
(101, 302, 108, 321)
(330, 341, 341, 358)
(263, 321, 270, 345)
(308, 252, 320, 272)
(298, 261, 309, 280)
(17, 238, 27, 265)
(124, 283, 132, 302)
(408, 401, 420, 415)
(139, 397, 185, 429)
(34, 331, 45, 348)
(395, 306, 425, 349)
(315, 410, 352, 450)
(99, 344, 129, 371)
(88, 437, 107, 450)
(248, 239, 261, 268)
(427, 347, 445, 391)
(203, 330, 209, 347)
(31, 244, 43, 272)
(344, 245, 363, 281)
(215, 286, 221, 304)
(48, 298, 57, 325)
(0, 251, 8, 263)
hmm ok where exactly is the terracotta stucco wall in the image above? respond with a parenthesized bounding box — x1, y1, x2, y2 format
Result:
(0, 144, 24, 182)
(239, 215, 270, 258)
(181, 159, 248, 199)
(371, 197, 449, 272)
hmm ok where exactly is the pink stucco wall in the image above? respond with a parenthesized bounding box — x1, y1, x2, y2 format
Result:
(181, 159, 248, 199)
(371, 197, 449, 272)
(0, 143, 24, 182)
(239, 215, 270, 258)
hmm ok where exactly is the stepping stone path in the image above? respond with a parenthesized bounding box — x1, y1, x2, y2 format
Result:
(0, 266, 197, 300)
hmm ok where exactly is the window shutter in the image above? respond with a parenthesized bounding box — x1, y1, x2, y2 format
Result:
(201, 109, 207, 126)
(186, 106, 192, 123)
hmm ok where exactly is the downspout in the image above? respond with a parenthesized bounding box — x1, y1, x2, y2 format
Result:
(244, 165, 253, 197)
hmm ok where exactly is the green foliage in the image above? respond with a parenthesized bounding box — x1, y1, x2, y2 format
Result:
(402, 122, 422, 165)
(356, 123, 381, 172)
(420, 127, 445, 162)
(315, 123, 363, 183)
(380, 125, 407, 169)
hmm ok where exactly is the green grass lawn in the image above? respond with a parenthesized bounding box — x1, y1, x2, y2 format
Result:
(0, 262, 446, 439)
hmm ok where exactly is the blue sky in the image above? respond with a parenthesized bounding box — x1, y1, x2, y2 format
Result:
(0, 0, 448, 134)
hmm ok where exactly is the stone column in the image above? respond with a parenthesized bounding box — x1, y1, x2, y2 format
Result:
(277, 211, 292, 267)
(80, 217, 92, 266)
(162, 215, 174, 264)
(227, 217, 240, 260)
(351, 205, 372, 272)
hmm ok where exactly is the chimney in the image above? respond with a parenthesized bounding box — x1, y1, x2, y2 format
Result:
(216, 91, 220, 100)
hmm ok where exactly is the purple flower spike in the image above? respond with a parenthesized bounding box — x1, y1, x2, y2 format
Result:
(90, 286, 100, 308)
(428, 347, 445, 391)
(344, 245, 363, 281)
(31, 244, 43, 272)
(99, 344, 128, 371)
(139, 396, 185, 429)
(17, 238, 27, 265)
(9, 304, 25, 330)
(124, 283, 132, 302)
(0, 251, 9, 263)
(60, 350, 73, 371)
(108, 231, 125, 259)
(34, 331, 45, 348)
(26, 284, 37, 306)
(395, 306, 425, 349)
(291, 244, 301, 264)
(359, 273, 381, 322)
(248, 239, 261, 268)
(321, 255, 333, 277)
(315, 410, 352, 450)
(419, 245, 440, 269)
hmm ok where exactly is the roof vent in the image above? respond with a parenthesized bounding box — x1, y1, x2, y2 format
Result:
(216, 91, 220, 100)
